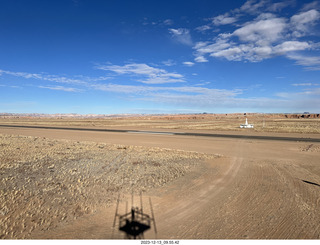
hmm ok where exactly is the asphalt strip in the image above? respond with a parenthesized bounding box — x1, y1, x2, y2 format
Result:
(0, 124, 320, 143)
(127, 131, 175, 135)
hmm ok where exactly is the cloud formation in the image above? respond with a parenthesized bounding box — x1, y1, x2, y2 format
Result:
(212, 13, 238, 26)
(291, 82, 319, 86)
(0, 69, 110, 85)
(93, 82, 320, 112)
(290, 9, 320, 37)
(168, 28, 193, 46)
(287, 53, 320, 70)
(96, 63, 185, 84)
(233, 16, 286, 43)
(193, 0, 320, 69)
(38, 86, 83, 92)
(182, 61, 195, 66)
(2, 66, 319, 112)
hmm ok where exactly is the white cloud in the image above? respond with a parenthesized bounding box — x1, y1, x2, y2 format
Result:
(106, 83, 276, 110)
(233, 17, 287, 43)
(252, 45, 273, 57)
(1, 64, 186, 89)
(290, 9, 320, 37)
(302, 1, 320, 12)
(90, 83, 241, 99)
(210, 46, 244, 61)
(163, 19, 174, 26)
(194, 56, 208, 63)
(138, 86, 319, 112)
(182, 61, 195, 66)
(38, 86, 83, 92)
(267, 1, 295, 12)
(97, 63, 185, 84)
(162, 59, 176, 66)
(0, 84, 22, 89)
(142, 18, 174, 27)
(0, 70, 44, 80)
(91, 83, 156, 94)
(0, 69, 109, 85)
(193, 37, 234, 61)
(200, 0, 295, 34)
(131, 86, 244, 108)
(205, 43, 272, 62)
(291, 83, 319, 86)
(212, 13, 238, 26)
(98, 63, 162, 76)
(292, 9, 319, 23)
(195, 25, 212, 32)
(195, 81, 210, 86)
(199, 0, 294, 33)
(276, 87, 320, 104)
(286, 53, 320, 70)
(192, 3, 320, 68)
(239, 0, 271, 14)
(194, 38, 261, 62)
(2, 67, 319, 112)
(273, 41, 311, 54)
(168, 28, 193, 46)
(194, 39, 313, 63)
(140, 77, 184, 84)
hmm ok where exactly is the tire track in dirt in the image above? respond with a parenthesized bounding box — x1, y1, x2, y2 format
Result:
(238, 161, 293, 239)
(215, 157, 320, 239)
(152, 140, 245, 239)
(266, 161, 320, 239)
(204, 155, 271, 238)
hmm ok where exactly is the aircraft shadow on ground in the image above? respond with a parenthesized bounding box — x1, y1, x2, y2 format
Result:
(112, 192, 157, 239)
(302, 180, 320, 187)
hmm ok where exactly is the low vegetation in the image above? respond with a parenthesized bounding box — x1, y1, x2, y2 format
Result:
(0, 134, 218, 239)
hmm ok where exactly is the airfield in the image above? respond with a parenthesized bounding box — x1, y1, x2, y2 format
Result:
(0, 114, 320, 239)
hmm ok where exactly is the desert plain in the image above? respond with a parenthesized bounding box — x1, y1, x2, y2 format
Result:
(0, 113, 320, 239)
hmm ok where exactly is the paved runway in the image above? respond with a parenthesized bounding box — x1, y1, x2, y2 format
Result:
(1, 124, 320, 143)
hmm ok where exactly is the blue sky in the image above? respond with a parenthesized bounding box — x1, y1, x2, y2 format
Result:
(0, 0, 320, 114)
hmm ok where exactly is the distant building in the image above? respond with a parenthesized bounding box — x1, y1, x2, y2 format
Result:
(240, 118, 254, 128)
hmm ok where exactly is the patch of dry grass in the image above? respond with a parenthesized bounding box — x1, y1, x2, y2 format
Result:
(1, 115, 319, 134)
(0, 134, 218, 239)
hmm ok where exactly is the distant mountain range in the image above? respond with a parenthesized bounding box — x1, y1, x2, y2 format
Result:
(0, 112, 319, 119)
(0, 113, 142, 118)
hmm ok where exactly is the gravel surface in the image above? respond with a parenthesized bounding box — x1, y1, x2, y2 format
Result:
(0, 134, 218, 239)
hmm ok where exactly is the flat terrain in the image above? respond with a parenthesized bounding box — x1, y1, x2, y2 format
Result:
(0, 115, 320, 239)
(1, 113, 320, 134)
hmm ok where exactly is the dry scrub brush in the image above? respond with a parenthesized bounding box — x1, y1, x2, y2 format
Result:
(0, 134, 218, 238)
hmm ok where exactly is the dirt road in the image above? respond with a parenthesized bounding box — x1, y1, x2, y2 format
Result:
(1, 126, 320, 239)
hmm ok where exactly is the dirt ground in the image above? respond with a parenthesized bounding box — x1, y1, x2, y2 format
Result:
(0, 117, 320, 239)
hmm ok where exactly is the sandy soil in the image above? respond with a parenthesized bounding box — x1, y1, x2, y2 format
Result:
(1, 123, 320, 239)
(0, 133, 217, 239)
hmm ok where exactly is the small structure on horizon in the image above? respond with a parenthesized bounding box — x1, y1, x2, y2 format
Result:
(240, 118, 254, 128)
